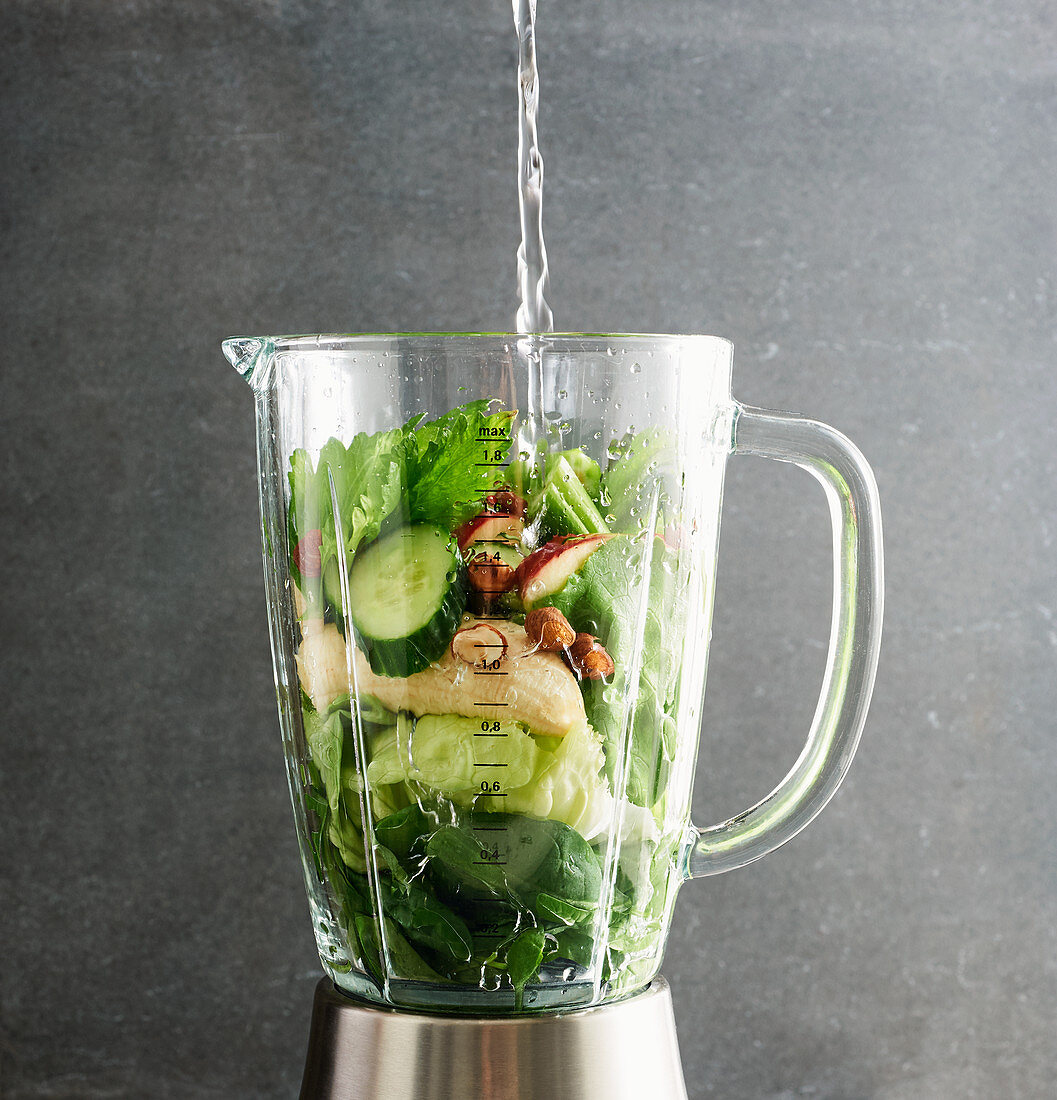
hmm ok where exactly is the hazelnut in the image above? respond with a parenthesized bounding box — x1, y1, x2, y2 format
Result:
(525, 607, 576, 651)
(567, 633, 615, 680)
(451, 623, 509, 666)
(467, 551, 517, 595)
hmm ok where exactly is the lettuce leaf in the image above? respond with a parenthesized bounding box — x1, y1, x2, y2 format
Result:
(601, 427, 675, 531)
(503, 724, 612, 840)
(288, 427, 406, 593)
(303, 703, 367, 872)
(366, 714, 540, 799)
(540, 535, 688, 807)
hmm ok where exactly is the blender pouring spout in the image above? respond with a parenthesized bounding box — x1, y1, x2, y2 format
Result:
(222, 335, 274, 389)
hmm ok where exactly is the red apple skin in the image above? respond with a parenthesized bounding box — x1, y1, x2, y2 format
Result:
(485, 491, 526, 518)
(516, 533, 614, 607)
(456, 513, 525, 551)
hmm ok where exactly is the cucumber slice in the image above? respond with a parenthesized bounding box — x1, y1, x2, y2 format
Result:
(347, 525, 468, 677)
(321, 555, 345, 630)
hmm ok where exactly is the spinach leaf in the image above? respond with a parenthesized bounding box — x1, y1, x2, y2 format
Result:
(425, 812, 603, 924)
(506, 926, 547, 1010)
(354, 914, 446, 983)
(379, 869, 474, 967)
(374, 804, 435, 868)
(550, 927, 595, 970)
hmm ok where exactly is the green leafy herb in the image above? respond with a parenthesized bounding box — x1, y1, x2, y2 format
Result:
(403, 402, 516, 529)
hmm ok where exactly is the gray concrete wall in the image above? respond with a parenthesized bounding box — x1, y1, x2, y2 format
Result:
(2, 1, 1054, 1096)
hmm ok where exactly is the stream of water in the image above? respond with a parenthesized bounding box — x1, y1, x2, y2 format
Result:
(513, 0, 554, 334)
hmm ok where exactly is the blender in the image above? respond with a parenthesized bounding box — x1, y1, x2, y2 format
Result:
(223, 331, 883, 1099)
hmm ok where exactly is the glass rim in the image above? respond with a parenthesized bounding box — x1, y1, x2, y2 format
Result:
(224, 331, 735, 353)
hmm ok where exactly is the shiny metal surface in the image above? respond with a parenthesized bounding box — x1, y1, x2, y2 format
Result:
(299, 976, 688, 1100)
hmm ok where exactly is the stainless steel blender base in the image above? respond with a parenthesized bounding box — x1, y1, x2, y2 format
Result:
(299, 976, 688, 1100)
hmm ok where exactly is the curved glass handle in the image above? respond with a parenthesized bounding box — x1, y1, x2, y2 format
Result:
(684, 405, 884, 878)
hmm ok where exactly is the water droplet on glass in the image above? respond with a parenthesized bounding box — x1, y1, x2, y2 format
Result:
(630, 362, 641, 374)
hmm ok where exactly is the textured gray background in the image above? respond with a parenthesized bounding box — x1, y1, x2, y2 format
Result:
(2, 1, 1055, 1097)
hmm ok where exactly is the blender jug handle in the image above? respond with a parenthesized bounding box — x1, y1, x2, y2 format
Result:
(684, 405, 884, 878)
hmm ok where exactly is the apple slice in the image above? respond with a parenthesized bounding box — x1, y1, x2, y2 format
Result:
(457, 512, 525, 550)
(456, 493, 527, 550)
(516, 533, 613, 608)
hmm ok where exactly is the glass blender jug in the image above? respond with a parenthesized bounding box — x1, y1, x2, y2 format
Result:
(224, 332, 882, 1097)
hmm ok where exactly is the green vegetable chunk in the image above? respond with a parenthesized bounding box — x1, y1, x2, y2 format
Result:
(531, 455, 610, 536)
(553, 447, 602, 500)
